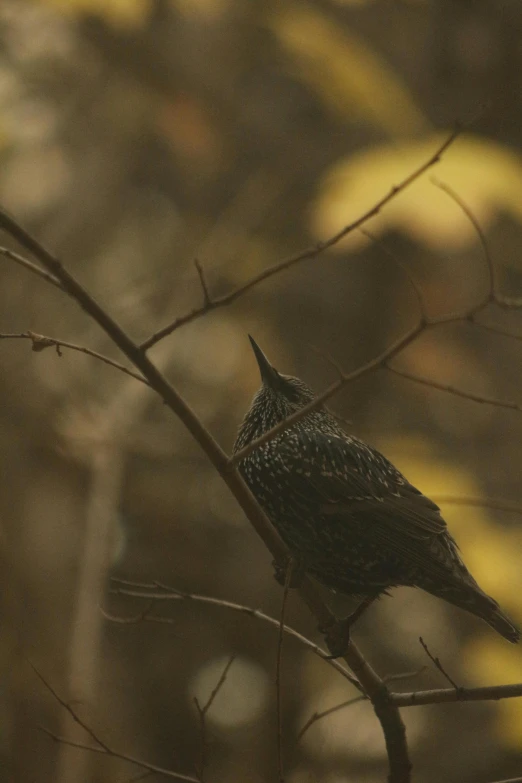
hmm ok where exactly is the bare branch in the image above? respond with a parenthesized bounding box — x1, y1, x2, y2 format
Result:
(0, 331, 148, 384)
(385, 364, 522, 413)
(489, 778, 522, 783)
(32, 658, 198, 782)
(107, 580, 360, 689)
(140, 129, 459, 351)
(419, 637, 460, 690)
(471, 319, 522, 344)
(297, 696, 366, 743)
(194, 654, 235, 781)
(28, 659, 109, 752)
(433, 177, 522, 312)
(296, 669, 425, 745)
(391, 682, 522, 708)
(432, 178, 497, 300)
(0, 245, 63, 289)
(359, 228, 426, 320)
(276, 560, 295, 783)
(193, 259, 211, 307)
(40, 727, 199, 782)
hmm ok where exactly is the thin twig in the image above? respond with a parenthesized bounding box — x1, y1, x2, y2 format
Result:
(359, 228, 426, 320)
(385, 364, 522, 413)
(391, 682, 522, 708)
(0, 245, 63, 289)
(296, 668, 425, 743)
(194, 654, 235, 781)
(432, 178, 497, 300)
(471, 319, 522, 344)
(489, 778, 522, 783)
(193, 259, 211, 307)
(107, 580, 360, 688)
(32, 659, 198, 781)
(40, 727, 199, 782)
(28, 659, 109, 752)
(140, 129, 460, 351)
(297, 696, 366, 742)
(276, 560, 294, 783)
(419, 637, 460, 690)
(0, 331, 148, 384)
(433, 177, 522, 311)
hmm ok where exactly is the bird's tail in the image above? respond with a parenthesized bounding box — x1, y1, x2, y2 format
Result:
(442, 585, 520, 643)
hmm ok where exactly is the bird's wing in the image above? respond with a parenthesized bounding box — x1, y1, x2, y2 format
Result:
(277, 430, 447, 542)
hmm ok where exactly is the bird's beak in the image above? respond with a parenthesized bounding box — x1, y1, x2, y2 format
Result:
(248, 335, 280, 389)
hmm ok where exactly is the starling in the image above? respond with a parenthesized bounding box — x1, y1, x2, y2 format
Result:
(233, 336, 520, 644)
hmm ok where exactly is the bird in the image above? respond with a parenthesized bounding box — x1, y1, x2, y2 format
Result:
(233, 336, 520, 644)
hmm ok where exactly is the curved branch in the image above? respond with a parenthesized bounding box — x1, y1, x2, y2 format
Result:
(386, 365, 522, 413)
(108, 580, 359, 688)
(0, 245, 62, 289)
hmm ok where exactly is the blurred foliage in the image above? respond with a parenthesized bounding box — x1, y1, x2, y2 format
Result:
(0, 1, 521, 782)
(47, 0, 151, 28)
(270, 4, 428, 135)
(313, 133, 522, 251)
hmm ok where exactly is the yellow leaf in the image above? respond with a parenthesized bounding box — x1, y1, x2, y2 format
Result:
(313, 133, 522, 251)
(269, 4, 427, 136)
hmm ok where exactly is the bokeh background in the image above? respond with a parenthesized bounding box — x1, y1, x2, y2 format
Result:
(1, 1, 522, 781)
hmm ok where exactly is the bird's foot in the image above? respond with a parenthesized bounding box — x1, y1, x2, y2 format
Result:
(272, 557, 304, 588)
(320, 595, 378, 658)
(320, 616, 352, 659)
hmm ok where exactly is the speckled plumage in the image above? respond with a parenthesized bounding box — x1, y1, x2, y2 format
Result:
(234, 337, 520, 643)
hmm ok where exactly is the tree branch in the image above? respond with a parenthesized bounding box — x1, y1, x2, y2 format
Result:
(0, 331, 148, 384)
(276, 561, 294, 783)
(0, 245, 63, 289)
(193, 654, 235, 781)
(40, 728, 200, 783)
(386, 364, 522, 413)
(297, 669, 424, 743)
(107, 579, 360, 688)
(139, 129, 460, 351)
(390, 682, 522, 707)
(32, 660, 198, 782)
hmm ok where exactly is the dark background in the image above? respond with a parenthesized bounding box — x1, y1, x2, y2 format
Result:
(0, 1, 521, 781)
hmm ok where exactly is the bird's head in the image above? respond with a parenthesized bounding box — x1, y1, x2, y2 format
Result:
(248, 335, 315, 410)
(233, 337, 319, 451)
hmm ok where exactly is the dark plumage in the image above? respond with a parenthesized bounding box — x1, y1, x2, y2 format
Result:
(233, 336, 520, 643)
